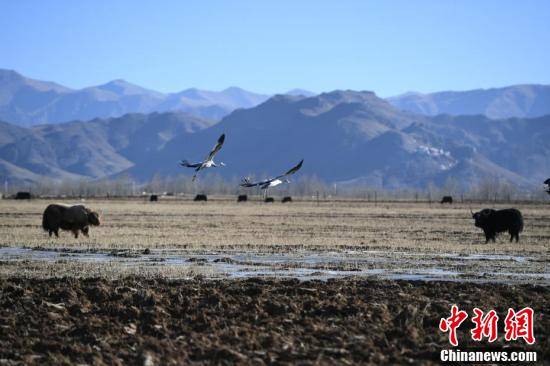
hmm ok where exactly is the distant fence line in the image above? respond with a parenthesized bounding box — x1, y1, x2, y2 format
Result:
(2, 174, 549, 202)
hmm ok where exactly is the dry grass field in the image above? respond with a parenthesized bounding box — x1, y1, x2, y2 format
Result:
(1, 197, 548, 365)
(0, 197, 548, 282)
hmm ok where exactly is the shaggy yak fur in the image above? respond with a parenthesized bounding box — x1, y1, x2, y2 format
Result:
(42, 204, 100, 238)
(472, 208, 523, 243)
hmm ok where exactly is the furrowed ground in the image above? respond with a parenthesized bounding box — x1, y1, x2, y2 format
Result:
(0, 278, 548, 365)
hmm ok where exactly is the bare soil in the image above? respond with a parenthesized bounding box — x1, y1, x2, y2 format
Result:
(0, 278, 547, 365)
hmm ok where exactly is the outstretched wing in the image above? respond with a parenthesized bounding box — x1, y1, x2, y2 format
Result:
(240, 177, 271, 187)
(205, 134, 225, 161)
(180, 160, 202, 168)
(275, 159, 304, 179)
(240, 177, 260, 187)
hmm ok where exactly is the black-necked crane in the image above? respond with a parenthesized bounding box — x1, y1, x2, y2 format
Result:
(179, 134, 226, 181)
(241, 159, 304, 197)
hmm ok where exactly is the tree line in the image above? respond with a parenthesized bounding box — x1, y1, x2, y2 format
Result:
(2, 174, 548, 202)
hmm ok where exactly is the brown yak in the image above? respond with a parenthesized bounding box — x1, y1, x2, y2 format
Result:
(42, 204, 100, 238)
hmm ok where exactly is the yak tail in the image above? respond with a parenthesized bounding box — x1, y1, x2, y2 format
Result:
(42, 212, 48, 231)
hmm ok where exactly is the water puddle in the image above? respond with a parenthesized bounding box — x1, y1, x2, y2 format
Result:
(0, 247, 546, 283)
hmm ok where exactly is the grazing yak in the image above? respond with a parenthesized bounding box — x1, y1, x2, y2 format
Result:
(15, 192, 32, 200)
(282, 196, 293, 203)
(471, 208, 523, 243)
(42, 204, 100, 238)
(237, 194, 248, 202)
(440, 196, 453, 204)
(545, 178, 550, 195)
(264, 197, 275, 203)
(194, 194, 207, 202)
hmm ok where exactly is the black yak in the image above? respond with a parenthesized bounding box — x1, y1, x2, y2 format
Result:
(15, 192, 31, 199)
(42, 204, 100, 238)
(471, 208, 523, 243)
(237, 195, 248, 202)
(264, 197, 275, 203)
(440, 196, 453, 204)
(149, 195, 158, 202)
(544, 178, 550, 195)
(194, 194, 207, 202)
(282, 196, 293, 203)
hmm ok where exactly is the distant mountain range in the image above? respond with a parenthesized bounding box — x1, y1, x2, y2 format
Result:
(4, 69, 550, 127)
(0, 112, 213, 182)
(0, 69, 275, 125)
(1, 90, 548, 189)
(387, 84, 550, 119)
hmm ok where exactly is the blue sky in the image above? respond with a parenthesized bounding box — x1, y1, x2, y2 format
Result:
(1, 1, 549, 96)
